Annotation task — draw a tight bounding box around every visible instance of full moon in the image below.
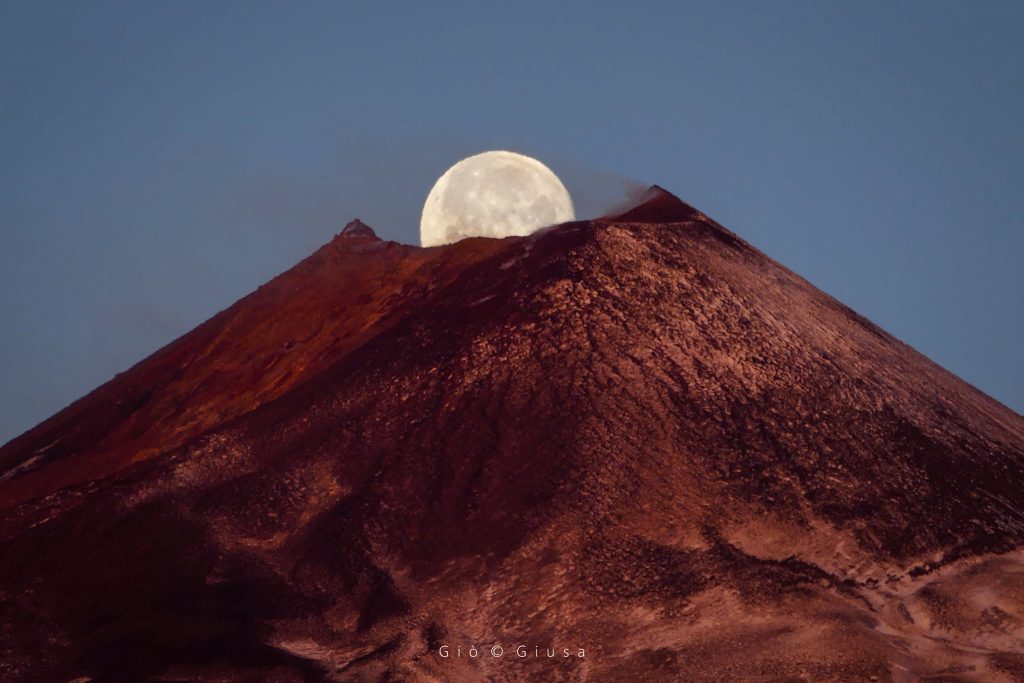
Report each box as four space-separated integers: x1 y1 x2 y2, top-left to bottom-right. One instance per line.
420 151 575 247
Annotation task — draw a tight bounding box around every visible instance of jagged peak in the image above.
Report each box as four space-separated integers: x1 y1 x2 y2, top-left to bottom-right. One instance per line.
609 185 700 223
338 219 379 240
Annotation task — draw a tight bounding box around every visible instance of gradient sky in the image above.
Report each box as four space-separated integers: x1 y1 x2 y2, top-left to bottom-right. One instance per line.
1 1 1022 444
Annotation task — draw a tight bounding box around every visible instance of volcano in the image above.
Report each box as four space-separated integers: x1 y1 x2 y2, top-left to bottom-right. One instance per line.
1 188 1023 682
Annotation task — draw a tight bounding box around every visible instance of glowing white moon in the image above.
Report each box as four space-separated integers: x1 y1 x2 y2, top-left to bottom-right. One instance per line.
420 151 575 247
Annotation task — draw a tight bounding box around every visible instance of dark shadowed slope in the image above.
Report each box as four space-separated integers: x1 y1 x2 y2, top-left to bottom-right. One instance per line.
0 221 514 511
1 188 1023 682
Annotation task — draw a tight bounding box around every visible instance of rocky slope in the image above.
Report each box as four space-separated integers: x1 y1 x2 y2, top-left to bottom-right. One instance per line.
1 188 1022 682
0 220 510 512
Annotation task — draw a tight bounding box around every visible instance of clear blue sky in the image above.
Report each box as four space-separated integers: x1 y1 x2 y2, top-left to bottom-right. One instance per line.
1 0 1022 443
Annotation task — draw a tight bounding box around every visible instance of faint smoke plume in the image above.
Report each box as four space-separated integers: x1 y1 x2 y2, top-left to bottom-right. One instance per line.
221 133 650 245
551 160 649 221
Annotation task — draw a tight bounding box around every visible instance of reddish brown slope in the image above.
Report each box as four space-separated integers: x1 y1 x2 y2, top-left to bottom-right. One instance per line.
1 188 1023 682
0 221 518 510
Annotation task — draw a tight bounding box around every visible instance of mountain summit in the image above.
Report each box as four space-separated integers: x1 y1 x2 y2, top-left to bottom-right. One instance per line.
339 218 379 239
1 188 1023 682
